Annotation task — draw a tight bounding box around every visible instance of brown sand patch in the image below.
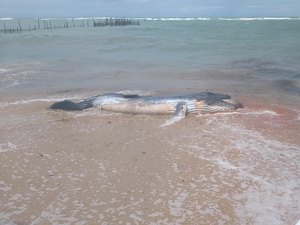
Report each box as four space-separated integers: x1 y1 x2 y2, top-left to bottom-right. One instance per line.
0 99 299 225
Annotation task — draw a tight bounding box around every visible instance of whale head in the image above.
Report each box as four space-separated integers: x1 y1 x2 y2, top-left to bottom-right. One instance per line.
194 98 243 113
222 99 243 109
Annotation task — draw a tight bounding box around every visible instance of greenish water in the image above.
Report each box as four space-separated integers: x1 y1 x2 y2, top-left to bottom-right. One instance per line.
0 18 300 99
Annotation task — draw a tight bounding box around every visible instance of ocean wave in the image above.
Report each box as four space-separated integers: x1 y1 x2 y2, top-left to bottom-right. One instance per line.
0 63 44 89
140 17 211 21
138 17 300 21
40 17 68 21
24 34 58 39
40 17 140 21
143 17 195 21
218 17 299 21
139 17 300 21
232 57 273 66
0 18 14 21
273 79 300 95
0 71 35 90
0 96 83 107
197 109 279 117
0 68 11 73
4 17 299 22
72 17 112 20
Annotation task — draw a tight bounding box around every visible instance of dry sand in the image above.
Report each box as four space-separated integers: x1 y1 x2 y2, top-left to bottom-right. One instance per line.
0 96 299 225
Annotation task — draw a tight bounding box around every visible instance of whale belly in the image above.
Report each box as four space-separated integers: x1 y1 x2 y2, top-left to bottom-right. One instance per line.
101 102 176 115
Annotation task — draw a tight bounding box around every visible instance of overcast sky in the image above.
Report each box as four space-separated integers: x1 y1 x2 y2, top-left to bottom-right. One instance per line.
0 0 299 18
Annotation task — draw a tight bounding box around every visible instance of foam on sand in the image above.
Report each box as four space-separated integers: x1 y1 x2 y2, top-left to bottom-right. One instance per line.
170 114 300 225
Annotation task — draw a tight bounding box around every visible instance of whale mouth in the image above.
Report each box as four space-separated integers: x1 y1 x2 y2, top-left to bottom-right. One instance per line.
223 99 243 109
195 98 243 114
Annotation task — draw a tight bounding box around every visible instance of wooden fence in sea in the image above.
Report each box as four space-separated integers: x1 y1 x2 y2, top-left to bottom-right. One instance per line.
0 17 140 33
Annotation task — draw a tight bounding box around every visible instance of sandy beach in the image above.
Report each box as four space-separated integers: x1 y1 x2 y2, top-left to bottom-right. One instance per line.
1 93 299 225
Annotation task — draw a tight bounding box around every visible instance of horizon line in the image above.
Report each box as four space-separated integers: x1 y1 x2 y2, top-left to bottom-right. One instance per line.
1 16 300 21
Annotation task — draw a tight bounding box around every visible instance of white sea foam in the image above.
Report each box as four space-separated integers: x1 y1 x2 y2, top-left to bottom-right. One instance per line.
168 191 189 217
0 72 29 89
196 17 211 20
196 109 279 118
218 17 299 21
73 17 92 20
129 211 145 224
242 109 279 116
0 18 13 20
138 17 300 21
0 65 43 90
40 17 66 21
3 17 299 22
38 17 121 21
296 111 300 121
0 68 11 73
24 34 49 39
141 17 211 21
171 115 300 224
64 17 129 20
0 96 83 107
214 119 300 225
0 142 19 153
0 180 11 192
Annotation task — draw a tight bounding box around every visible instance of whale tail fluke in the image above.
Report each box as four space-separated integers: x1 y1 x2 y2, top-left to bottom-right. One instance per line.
50 100 93 111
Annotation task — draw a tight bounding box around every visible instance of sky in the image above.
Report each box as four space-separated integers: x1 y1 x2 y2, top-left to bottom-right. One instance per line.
0 0 299 18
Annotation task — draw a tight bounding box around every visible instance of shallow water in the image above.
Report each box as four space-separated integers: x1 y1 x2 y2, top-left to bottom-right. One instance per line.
0 18 300 225
1 18 300 96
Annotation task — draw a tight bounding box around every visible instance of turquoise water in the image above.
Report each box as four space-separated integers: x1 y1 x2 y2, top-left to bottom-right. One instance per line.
0 18 300 99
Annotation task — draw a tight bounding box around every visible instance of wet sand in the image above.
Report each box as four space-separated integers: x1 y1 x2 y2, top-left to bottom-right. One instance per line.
0 93 299 225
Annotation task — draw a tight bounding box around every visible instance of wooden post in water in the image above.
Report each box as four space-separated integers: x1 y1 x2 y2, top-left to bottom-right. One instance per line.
3 21 7 33
37 18 40 29
17 19 22 32
0 17 140 34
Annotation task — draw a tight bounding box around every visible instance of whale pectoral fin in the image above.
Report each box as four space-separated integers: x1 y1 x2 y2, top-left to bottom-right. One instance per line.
162 103 187 127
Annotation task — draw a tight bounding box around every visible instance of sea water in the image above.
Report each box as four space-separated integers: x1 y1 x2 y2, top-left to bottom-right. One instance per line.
0 17 300 100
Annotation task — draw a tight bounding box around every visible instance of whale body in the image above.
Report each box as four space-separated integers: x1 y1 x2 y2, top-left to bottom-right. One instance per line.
50 92 243 125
